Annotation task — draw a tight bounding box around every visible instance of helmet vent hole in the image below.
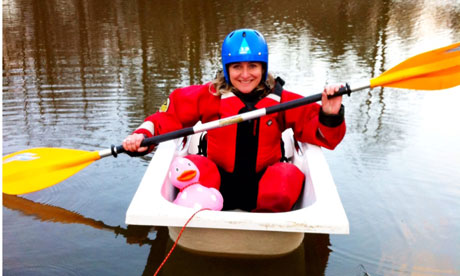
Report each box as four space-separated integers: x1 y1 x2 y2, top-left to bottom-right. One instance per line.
242 32 246 37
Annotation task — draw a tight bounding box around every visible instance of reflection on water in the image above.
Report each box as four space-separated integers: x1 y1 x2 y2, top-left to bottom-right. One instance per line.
2 194 166 275
2 194 159 248
3 194 331 276
160 234 331 276
3 0 460 275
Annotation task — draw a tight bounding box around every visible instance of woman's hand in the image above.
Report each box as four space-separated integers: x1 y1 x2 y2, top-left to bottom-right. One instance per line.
122 133 148 153
321 84 343 115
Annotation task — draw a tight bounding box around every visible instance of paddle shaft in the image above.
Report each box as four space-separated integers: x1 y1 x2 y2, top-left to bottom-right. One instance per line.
108 83 368 158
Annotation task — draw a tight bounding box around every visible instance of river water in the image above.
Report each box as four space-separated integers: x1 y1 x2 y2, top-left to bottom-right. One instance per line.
2 0 460 275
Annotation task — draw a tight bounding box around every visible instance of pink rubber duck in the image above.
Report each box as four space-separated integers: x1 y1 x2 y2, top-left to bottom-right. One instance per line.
169 156 223 211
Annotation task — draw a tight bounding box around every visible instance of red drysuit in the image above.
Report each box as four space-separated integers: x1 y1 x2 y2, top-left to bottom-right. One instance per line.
134 79 345 211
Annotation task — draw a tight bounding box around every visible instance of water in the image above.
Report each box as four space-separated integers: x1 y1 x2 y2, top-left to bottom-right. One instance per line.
3 0 460 275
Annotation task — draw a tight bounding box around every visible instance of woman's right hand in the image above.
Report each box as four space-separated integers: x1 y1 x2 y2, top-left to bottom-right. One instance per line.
122 133 148 153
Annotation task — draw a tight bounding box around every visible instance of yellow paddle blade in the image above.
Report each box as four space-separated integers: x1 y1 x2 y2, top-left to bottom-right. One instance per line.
2 148 101 195
370 42 460 90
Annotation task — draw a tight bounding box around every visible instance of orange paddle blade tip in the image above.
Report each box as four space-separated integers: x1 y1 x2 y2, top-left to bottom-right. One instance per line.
370 42 460 90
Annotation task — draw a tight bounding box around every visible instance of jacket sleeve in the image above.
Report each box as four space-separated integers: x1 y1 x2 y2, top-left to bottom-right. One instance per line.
133 85 204 139
281 91 346 150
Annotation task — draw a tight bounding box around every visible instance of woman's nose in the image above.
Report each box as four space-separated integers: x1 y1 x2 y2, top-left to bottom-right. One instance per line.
241 65 250 78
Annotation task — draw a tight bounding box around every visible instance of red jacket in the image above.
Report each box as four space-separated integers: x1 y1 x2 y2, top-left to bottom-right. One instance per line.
134 82 346 173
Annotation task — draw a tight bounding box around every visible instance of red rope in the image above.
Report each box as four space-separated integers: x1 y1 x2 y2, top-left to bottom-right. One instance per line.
153 208 210 276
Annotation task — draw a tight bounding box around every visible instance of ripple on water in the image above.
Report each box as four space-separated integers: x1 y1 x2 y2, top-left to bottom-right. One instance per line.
19 168 97 215
4 264 83 276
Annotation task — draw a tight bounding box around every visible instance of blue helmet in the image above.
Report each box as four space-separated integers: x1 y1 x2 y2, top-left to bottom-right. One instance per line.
221 29 269 84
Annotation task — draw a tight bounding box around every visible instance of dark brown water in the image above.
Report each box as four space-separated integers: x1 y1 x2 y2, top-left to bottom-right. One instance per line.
3 0 460 275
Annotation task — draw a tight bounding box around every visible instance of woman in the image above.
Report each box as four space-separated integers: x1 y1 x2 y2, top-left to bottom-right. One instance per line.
123 29 345 212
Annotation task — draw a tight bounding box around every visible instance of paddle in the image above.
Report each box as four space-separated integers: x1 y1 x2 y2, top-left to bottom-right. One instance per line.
3 42 460 195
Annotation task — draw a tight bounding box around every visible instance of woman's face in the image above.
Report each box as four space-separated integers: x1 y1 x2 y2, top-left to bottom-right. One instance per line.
228 62 263 94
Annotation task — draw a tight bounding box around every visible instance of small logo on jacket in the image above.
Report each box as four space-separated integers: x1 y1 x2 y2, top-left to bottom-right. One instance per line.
160 98 170 112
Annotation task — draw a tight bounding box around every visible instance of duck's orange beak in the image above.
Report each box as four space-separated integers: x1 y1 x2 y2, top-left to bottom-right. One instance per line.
177 170 197 182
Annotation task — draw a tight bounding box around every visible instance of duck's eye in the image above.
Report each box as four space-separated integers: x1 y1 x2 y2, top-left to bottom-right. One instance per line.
175 167 179 172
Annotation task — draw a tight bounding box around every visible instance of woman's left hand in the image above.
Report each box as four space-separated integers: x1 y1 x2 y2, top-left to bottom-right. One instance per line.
321 84 343 115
